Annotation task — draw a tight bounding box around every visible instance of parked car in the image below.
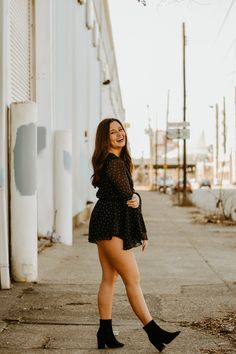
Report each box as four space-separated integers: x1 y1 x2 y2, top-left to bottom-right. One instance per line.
172 179 192 193
158 176 174 192
199 178 211 188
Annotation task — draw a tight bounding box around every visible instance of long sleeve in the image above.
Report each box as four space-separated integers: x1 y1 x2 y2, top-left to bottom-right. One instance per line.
106 158 134 201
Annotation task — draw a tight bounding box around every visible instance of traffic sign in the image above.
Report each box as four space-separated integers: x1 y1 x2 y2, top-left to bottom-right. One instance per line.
168 122 190 128
167 128 190 140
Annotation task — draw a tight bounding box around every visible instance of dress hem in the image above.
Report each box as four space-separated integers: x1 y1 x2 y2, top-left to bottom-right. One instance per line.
88 234 143 250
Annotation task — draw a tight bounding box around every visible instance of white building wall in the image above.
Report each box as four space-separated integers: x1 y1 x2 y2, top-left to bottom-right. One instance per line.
74 2 102 212
87 31 101 203
35 0 124 231
0 0 125 286
96 0 125 120
74 3 92 213
35 0 54 236
53 0 75 131
102 85 115 117
0 0 11 289
53 0 78 219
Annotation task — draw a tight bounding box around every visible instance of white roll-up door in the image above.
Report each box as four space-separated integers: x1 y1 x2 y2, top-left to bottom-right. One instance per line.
9 0 34 102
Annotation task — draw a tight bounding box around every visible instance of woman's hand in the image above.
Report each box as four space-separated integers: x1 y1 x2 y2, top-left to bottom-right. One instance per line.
127 193 140 208
141 240 148 252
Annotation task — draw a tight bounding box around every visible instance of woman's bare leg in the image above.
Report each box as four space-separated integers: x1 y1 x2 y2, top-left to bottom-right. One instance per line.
97 244 119 319
97 237 152 325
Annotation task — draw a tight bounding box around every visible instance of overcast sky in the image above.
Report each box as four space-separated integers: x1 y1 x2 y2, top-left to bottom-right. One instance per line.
109 0 236 158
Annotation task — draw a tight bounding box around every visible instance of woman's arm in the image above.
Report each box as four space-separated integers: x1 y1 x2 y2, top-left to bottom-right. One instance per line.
107 158 134 201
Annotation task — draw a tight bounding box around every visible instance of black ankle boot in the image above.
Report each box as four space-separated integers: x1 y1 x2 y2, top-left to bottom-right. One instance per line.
143 322 165 353
97 319 124 349
144 320 180 350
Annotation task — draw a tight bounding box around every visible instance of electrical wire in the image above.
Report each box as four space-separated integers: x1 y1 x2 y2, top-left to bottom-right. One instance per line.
216 0 235 39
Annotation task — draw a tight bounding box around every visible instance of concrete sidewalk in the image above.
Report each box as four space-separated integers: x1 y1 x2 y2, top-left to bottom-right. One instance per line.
0 191 236 353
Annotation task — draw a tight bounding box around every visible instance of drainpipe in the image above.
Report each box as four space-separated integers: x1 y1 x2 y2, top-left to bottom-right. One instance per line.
10 102 38 282
0 0 10 289
54 130 72 246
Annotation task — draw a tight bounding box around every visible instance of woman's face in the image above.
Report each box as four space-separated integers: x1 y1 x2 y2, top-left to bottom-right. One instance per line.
109 120 126 155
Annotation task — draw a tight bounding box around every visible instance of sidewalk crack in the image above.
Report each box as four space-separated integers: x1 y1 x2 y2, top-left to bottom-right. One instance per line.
42 336 51 349
0 321 9 333
177 226 236 296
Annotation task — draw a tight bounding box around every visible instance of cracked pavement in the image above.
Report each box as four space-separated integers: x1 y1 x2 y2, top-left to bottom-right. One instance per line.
0 191 236 353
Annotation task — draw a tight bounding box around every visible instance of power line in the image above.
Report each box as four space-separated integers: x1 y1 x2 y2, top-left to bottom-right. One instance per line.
223 37 236 60
216 0 235 39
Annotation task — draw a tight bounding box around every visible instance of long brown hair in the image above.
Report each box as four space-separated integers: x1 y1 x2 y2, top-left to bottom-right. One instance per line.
91 118 133 187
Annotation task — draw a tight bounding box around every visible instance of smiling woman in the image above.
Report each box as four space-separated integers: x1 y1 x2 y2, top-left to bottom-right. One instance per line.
88 118 180 352
89 118 144 250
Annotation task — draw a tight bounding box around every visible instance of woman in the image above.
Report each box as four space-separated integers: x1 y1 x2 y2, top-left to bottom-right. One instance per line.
89 118 180 352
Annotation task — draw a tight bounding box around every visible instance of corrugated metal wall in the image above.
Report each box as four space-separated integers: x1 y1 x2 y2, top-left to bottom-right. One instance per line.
9 0 34 102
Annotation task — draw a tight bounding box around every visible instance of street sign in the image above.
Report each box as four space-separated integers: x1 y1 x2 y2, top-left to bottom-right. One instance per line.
168 121 190 128
167 121 190 140
167 128 190 140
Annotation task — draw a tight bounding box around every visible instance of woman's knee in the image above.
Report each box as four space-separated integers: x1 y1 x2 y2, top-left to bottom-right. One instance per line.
102 270 119 285
122 269 140 287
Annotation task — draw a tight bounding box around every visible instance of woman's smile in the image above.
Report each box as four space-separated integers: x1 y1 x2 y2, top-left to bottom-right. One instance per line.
116 136 125 143
109 120 126 154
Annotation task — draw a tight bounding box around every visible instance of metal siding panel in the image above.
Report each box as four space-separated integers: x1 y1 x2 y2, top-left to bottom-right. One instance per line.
9 0 33 102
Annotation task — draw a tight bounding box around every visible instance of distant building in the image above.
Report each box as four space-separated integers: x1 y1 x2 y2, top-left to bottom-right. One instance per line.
133 130 213 186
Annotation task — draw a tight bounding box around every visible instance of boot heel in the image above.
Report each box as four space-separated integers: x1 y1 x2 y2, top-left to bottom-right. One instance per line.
156 342 165 352
97 335 106 349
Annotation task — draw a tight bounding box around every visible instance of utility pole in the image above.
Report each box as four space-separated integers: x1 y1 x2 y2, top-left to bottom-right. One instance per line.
163 90 170 193
234 87 236 183
219 96 226 191
223 96 226 156
217 97 226 208
154 113 158 191
146 104 153 190
215 103 219 183
182 22 187 205
177 139 181 204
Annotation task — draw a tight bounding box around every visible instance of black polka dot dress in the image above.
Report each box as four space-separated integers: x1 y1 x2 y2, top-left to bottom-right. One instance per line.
88 153 148 250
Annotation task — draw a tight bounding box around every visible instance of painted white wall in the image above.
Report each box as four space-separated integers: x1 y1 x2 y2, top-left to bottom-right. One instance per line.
101 84 115 117
0 0 10 289
96 0 125 121
53 0 124 218
35 0 54 236
74 3 93 213
53 0 75 131
192 189 236 221
87 27 101 202
54 130 73 245
1 0 125 256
